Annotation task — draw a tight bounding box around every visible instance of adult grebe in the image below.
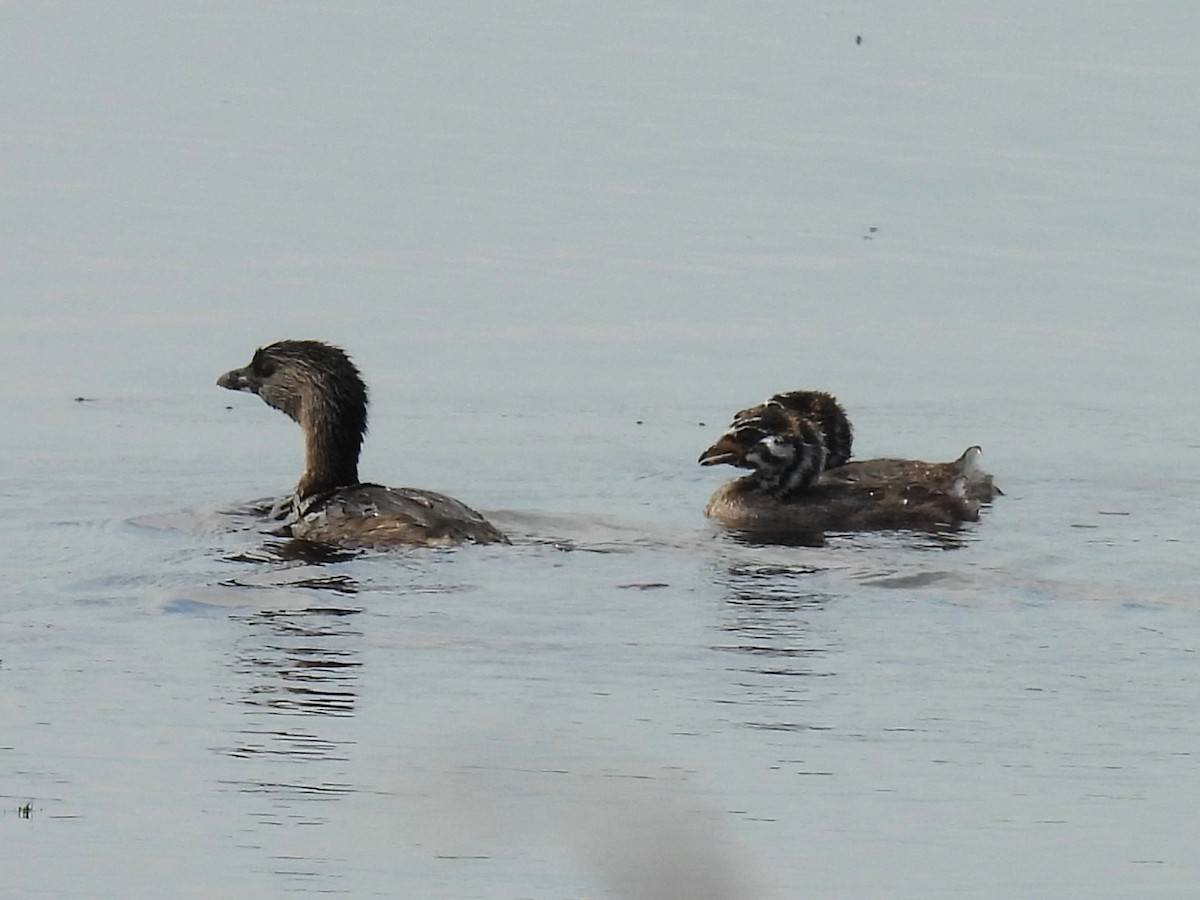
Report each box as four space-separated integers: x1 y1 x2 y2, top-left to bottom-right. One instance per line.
218 340 508 548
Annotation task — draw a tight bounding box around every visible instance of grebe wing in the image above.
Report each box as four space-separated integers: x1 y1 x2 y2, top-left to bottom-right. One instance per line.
819 447 999 502
295 484 509 548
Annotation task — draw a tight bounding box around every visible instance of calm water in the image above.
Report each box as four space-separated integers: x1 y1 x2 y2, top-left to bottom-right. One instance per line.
3 3 1199 898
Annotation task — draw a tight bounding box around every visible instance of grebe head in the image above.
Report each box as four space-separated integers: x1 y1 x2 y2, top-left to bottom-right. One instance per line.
218 340 366 427
698 403 795 469
219 340 368 498
753 391 853 469
699 402 827 496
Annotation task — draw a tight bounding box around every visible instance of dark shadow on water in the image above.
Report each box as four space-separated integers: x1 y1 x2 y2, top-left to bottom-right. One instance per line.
223 537 361 568
826 526 980 552
724 529 828 549
226 571 360 593
725 524 979 551
217 543 363 594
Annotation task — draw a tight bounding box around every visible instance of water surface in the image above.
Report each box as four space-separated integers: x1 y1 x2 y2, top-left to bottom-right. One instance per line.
3 3 1199 898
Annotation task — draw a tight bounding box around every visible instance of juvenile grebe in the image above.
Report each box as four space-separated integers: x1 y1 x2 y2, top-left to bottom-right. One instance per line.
699 391 998 540
218 340 508 548
699 391 853 494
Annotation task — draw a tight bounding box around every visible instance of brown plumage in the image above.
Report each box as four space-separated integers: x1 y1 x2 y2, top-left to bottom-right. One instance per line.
700 390 853 496
733 390 854 469
218 340 508 549
700 389 999 541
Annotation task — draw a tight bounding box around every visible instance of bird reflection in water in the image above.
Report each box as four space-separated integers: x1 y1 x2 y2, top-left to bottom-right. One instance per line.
714 564 833 676
215 599 363 815
710 563 838 735
232 604 363 720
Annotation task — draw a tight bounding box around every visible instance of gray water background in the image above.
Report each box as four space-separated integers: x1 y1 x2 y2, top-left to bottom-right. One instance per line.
3 3 1199 897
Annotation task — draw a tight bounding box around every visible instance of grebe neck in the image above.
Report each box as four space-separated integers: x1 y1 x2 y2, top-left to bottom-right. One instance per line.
296 402 363 499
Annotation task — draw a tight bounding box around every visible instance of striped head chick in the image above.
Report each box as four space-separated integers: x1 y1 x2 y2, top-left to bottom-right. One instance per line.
736 390 854 469
699 402 828 498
